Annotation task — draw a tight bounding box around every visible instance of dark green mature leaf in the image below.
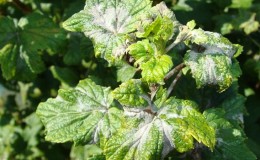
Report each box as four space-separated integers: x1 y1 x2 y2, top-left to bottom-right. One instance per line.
36 79 123 144
0 13 66 81
204 108 256 160
63 0 152 63
104 98 215 160
64 33 93 66
49 66 79 87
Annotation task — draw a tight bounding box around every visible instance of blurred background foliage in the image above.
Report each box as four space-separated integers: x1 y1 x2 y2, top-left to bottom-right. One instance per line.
0 0 259 159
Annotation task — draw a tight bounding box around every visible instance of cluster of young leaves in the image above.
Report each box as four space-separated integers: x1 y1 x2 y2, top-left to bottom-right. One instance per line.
0 0 258 159
34 0 256 159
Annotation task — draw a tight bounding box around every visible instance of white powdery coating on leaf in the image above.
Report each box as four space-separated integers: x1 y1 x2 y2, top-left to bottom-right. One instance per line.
89 4 132 35
158 107 184 119
132 122 153 149
203 45 225 55
157 120 174 147
191 29 236 57
112 43 127 57
204 31 221 39
124 108 154 122
202 56 218 84
187 50 199 61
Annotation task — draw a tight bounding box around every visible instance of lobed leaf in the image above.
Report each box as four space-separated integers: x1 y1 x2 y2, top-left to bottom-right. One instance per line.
0 13 66 81
184 52 241 92
36 79 123 144
204 108 256 160
63 0 152 63
104 98 215 160
136 2 177 42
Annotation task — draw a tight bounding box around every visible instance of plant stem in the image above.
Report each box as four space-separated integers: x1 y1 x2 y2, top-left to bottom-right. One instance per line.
167 71 182 97
166 25 192 53
141 94 157 113
11 0 32 14
164 63 185 80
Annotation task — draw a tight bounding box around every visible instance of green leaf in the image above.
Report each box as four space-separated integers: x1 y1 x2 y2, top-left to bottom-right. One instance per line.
0 13 66 81
64 33 93 66
36 79 123 144
229 0 253 9
127 39 173 84
63 0 152 63
136 2 177 42
70 144 103 160
128 39 155 66
154 87 168 108
105 98 215 160
112 79 148 107
141 55 173 84
239 13 259 35
116 61 137 82
188 29 240 57
184 52 241 92
49 66 79 87
204 108 256 160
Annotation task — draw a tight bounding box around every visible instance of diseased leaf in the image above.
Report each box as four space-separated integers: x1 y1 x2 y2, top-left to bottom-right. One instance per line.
136 2 177 42
128 39 173 84
0 13 66 81
112 79 148 107
36 79 123 144
184 52 241 92
128 39 155 66
63 0 152 63
105 98 215 160
204 108 256 160
141 55 173 84
187 29 241 57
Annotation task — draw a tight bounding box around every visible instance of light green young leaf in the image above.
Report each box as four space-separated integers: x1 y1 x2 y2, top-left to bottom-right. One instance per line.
229 0 253 9
36 79 123 144
63 0 152 63
105 98 215 160
141 55 173 84
239 13 259 35
127 39 173 84
136 2 177 42
70 144 103 160
184 52 241 92
204 108 256 160
112 79 148 107
127 39 155 66
0 13 66 81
